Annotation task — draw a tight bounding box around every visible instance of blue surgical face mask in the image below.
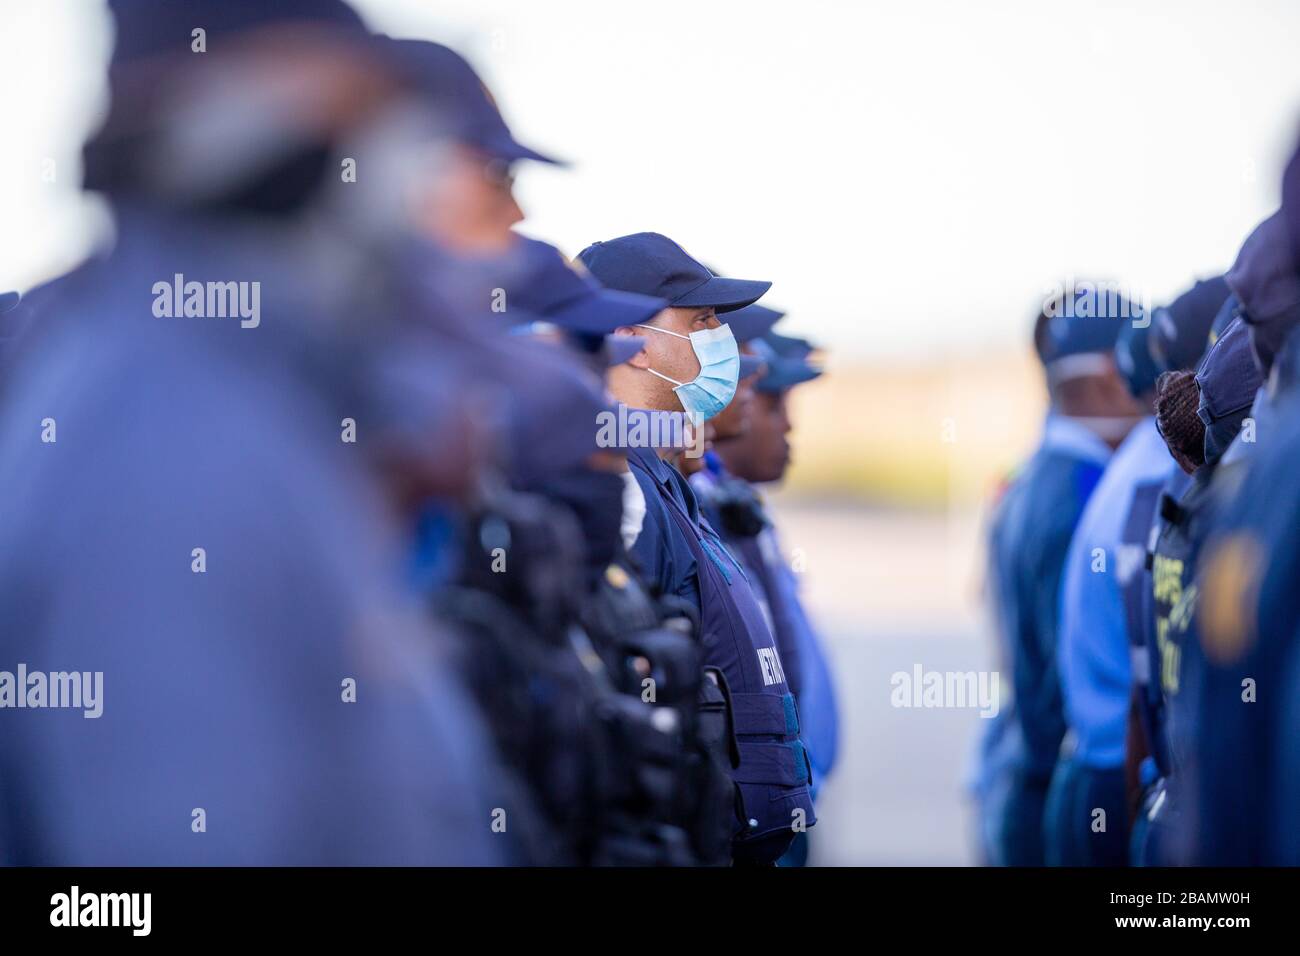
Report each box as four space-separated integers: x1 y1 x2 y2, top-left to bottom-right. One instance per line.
634 323 739 420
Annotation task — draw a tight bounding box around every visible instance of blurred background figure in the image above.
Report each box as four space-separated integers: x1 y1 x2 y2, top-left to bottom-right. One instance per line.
976 285 1131 866
1047 289 1167 867
0 0 506 865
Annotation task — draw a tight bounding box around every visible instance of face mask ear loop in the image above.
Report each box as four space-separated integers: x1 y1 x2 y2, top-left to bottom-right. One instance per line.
633 325 691 386
634 323 690 341
644 367 686 387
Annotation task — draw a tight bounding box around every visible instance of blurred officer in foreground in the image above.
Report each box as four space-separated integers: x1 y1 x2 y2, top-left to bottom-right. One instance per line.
1048 289 1170 867
1188 197 1300 863
979 286 1135 866
384 37 562 315
0 0 502 865
702 328 841 867
1117 277 1230 866
580 233 817 864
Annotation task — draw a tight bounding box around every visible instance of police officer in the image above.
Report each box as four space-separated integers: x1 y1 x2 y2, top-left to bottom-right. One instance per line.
980 286 1137 866
579 233 817 864
494 240 744 863
1048 287 1180 867
0 0 504 865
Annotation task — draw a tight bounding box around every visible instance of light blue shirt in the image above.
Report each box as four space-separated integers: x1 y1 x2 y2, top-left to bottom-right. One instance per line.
1057 417 1173 768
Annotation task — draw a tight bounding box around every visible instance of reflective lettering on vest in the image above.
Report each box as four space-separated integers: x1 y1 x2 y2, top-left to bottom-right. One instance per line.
757 646 786 687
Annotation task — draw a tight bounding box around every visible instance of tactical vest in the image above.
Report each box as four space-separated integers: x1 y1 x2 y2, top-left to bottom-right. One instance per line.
698 475 806 699
1150 469 1223 777
646 466 816 863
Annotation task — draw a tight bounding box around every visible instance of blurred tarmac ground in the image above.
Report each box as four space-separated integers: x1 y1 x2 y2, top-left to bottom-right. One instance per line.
767 499 989 865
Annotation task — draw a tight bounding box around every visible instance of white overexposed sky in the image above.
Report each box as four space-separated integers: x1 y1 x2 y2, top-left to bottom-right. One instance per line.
3 0 1299 359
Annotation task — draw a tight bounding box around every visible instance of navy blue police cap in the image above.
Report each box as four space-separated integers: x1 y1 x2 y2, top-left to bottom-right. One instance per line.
507 237 668 335
577 233 770 314
1226 212 1300 374
1227 212 1300 330
1195 315 1263 464
1115 318 1161 399
1208 293 1241 343
106 0 369 66
1149 275 1232 374
503 338 617 485
752 332 823 393
1035 283 1141 381
726 303 785 344
387 38 563 166
764 331 816 359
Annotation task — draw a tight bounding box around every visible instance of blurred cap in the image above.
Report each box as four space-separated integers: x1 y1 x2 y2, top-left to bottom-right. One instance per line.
1208 293 1241 344
1036 284 1141 382
107 0 369 66
503 340 615 484
1195 315 1263 465
0 292 19 315
1149 275 1232 374
1115 319 1160 399
723 303 784 343
386 38 563 165
578 233 770 314
752 332 823 393
764 331 816 360
1197 316 1262 420
1226 212 1300 330
506 237 668 335
605 334 647 367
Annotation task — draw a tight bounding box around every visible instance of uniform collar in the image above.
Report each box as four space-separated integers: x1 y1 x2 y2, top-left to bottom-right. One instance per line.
627 444 700 521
